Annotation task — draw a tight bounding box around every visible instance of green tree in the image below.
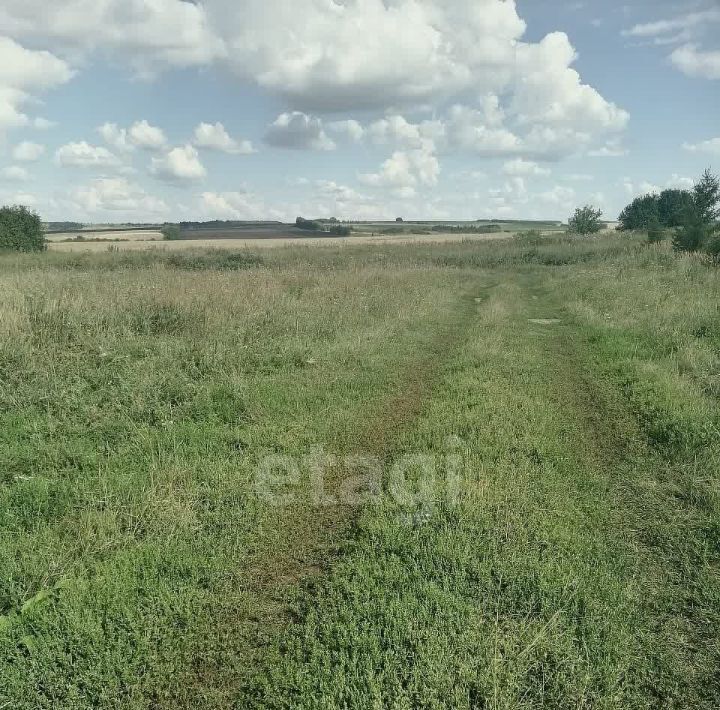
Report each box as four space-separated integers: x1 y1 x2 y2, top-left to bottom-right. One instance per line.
618 194 660 231
161 225 182 240
657 189 693 228
646 215 665 244
0 205 45 252
673 169 719 254
693 168 720 223
568 205 603 235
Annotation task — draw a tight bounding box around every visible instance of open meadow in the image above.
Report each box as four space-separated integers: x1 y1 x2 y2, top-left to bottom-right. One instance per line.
1 233 719 708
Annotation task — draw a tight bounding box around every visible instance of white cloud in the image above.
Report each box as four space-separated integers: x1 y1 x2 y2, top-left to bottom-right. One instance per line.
0 2 628 166
683 136 720 154
670 45 720 79
327 120 365 142
588 140 628 157
622 178 661 197
1 165 29 181
624 9 720 40
442 105 523 155
503 158 551 177
264 112 335 151
98 122 132 152
512 33 629 133
33 117 55 130
12 141 45 161
4 191 37 206
199 191 284 221
360 147 440 190
667 174 694 190
0 1 224 74
206 0 526 111
538 185 575 205
0 37 72 133
193 121 255 154
97 120 167 151
55 141 121 168
70 177 169 216
128 120 167 150
151 145 207 182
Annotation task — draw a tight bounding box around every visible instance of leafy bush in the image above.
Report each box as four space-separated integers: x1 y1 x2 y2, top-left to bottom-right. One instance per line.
646 217 665 245
568 205 603 235
515 229 544 246
0 205 45 252
161 225 182 241
704 234 720 263
295 217 324 232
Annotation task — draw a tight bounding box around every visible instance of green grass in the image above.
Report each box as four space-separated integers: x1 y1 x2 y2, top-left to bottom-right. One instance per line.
1 234 719 708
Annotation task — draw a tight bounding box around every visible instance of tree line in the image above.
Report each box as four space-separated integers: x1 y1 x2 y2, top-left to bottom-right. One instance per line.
567 168 719 261
619 169 719 257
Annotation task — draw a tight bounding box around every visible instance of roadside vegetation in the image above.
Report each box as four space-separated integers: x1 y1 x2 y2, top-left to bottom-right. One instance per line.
1 228 719 708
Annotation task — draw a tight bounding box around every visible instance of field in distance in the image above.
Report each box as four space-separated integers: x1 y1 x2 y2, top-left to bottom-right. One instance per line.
45 219 568 252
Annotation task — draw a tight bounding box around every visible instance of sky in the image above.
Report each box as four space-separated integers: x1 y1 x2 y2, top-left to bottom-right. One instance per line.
0 0 718 224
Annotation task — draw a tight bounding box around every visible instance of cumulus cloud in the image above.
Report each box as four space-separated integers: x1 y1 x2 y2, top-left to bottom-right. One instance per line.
97 120 167 151
128 120 167 150
670 45 720 79
1 165 29 181
327 120 365 143
98 122 132 152
264 112 335 151
199 191 284 221
538 185 575 206
360 148 440 190
0 2 628 166
12 141 45 161
683 136 720 154
193 122 255 154
502 159 551 177
511 33 629 132
55 141 121 168
151 145 207 182
70 177 169 216
588 140 628 157
0 0 224 74
0 37 72 133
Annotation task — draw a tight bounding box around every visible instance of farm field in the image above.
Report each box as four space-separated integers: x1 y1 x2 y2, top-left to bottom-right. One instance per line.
46 230 165 243
47 231 516 252
1 233 719 708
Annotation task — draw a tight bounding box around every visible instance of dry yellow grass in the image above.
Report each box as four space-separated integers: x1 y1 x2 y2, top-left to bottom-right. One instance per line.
46 230 164 243
48 232 513 252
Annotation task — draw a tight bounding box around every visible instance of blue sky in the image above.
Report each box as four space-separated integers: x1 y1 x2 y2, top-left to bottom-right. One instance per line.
0 0 718 223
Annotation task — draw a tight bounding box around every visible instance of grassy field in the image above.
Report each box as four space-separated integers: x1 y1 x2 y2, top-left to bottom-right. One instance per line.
1 234 718 708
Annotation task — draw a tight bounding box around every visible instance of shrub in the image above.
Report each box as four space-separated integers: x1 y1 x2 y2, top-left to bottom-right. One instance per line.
646 217 665 245
705 234 720 263
0 205 45 252
296 217 323 232
515 229 544 246
161 225 182 241
568 205 603 235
